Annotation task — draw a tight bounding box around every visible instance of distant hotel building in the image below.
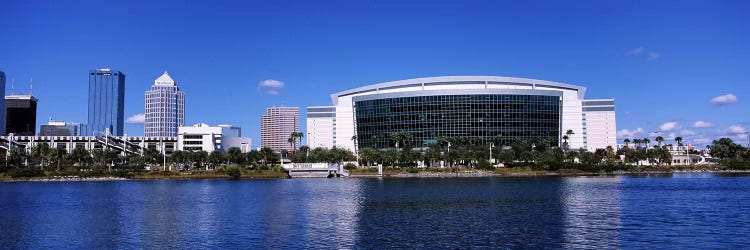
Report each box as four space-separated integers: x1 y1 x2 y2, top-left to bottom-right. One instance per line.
88 68 125 136
306 106 335 148
5 94 38 136
145 71 185 137
177 123 251 153
39 119 83 136
0 71 5 135
581 99 616 151
307 76 616 152
261 106 299 152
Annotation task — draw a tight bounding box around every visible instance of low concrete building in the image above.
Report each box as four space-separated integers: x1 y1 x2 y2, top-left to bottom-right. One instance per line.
177 123 251 153
39 119 83 136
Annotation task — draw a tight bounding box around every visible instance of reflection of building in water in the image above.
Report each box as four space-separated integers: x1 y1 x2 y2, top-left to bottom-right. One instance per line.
303 180 363 248
256 180 363 248
562 177 622 248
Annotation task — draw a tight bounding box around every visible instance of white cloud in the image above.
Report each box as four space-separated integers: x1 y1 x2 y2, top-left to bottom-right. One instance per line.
659 121 679 131
693 138 712 145
259 79 285 88
710 94 737 105
125 113 145 124
667 132 676 140
258 79 285 96
626 47 661 60
693 121 714 128
617 127 644 139
726 124 747 135
679 129 697 136
626 47 645 55
647 52 661 60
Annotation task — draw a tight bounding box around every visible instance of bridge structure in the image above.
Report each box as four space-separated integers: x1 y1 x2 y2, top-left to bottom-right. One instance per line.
0 134 178 156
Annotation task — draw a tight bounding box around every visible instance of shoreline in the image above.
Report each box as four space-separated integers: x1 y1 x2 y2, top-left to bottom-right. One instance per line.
3 169 750 182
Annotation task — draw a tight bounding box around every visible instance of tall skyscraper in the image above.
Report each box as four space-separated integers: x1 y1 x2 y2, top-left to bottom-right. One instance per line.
261 106 299 152
88 68 125 136
5 94 38 136
145 71 185 137
0 71 5 135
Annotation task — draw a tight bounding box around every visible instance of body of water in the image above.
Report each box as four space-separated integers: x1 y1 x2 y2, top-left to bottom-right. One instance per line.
1 173 749 248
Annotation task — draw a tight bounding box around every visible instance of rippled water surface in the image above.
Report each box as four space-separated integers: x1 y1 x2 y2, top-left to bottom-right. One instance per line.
1 173 749 248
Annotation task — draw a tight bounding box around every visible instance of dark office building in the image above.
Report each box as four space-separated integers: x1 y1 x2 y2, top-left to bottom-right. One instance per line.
5 95 38 136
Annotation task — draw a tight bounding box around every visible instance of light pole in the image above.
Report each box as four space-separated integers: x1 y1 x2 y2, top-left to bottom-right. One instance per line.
489 142 494 164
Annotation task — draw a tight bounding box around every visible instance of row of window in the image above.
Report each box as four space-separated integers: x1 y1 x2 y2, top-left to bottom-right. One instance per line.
355 94 561 149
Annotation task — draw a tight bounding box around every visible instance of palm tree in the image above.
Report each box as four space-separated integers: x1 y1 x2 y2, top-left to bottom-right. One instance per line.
675 136 684 150
288 132 304 154
655 136 664 147
287 137 295 152
389 132 412 149
643 138 651 149
634 138 642 149
31 142 54 171
624 138 631 148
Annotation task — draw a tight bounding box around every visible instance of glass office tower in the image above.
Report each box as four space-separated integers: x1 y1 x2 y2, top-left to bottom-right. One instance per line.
88 68 125 136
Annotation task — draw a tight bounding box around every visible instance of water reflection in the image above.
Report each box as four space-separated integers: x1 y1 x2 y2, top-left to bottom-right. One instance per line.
561 176 623 248
354 177 568 248
2 175 750 248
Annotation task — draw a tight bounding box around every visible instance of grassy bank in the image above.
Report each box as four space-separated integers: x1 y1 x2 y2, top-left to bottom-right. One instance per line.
348 164 737 177
0 166 290 181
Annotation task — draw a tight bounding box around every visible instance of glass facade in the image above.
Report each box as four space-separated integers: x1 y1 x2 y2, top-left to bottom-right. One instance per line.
88 69 125 136
355 94 561 149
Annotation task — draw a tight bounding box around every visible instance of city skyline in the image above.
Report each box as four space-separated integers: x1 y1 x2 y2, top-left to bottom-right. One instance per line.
2 1 749 147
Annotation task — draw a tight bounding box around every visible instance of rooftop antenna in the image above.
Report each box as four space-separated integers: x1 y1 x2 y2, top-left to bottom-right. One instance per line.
10 78 14 95
29 77 33 95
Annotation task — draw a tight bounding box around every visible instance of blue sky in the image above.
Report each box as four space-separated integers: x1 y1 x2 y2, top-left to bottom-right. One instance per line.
1 0 748 147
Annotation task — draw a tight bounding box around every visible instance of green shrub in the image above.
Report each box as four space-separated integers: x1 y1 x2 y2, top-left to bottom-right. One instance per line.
343 163 357 170
476 160 495 170
111 170 135 178
226 166 241 179
8 168 45 178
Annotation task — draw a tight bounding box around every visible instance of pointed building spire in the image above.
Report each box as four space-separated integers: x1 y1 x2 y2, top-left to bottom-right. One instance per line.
154 71 176 86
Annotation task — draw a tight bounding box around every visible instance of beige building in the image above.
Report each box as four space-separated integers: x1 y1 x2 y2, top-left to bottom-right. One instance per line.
261 106 299 152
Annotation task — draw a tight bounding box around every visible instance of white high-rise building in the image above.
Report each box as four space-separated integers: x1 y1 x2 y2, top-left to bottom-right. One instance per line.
261 106 299 152
582 99 617 151
145 71 185 137
306 106 335 149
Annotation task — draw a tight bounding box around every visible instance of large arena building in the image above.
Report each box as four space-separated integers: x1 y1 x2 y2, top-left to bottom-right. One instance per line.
307 76 616 152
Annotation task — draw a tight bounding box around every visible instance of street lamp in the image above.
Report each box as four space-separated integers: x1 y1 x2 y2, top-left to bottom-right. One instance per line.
489 142 494 164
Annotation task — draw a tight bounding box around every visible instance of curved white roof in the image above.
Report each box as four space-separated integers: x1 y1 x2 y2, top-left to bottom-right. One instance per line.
330 76 586 105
